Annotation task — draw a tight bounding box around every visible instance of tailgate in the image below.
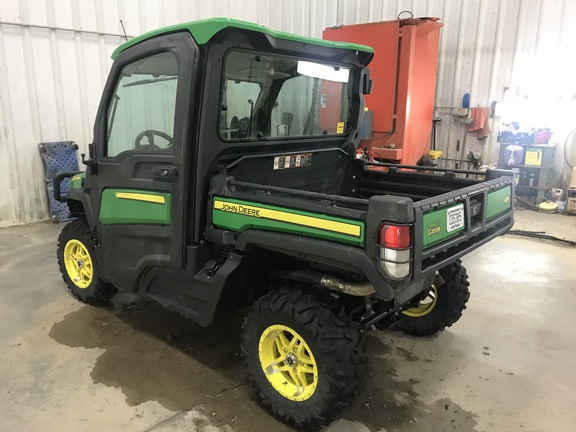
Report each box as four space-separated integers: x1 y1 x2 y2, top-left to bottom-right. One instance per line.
413 176 514 276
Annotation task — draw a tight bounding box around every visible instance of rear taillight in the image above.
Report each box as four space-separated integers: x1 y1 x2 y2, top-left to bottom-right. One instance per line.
377 224 412 280
378 225 411 249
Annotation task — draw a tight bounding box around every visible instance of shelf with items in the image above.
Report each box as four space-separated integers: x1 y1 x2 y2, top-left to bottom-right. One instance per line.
513 164 554 170
516 167 554 189
497 143 556 169
516 185 550 191
498 144 557 203
497 129 552 146
496 131 556 204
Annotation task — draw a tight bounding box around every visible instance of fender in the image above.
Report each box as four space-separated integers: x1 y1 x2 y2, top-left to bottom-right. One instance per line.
67 188 97 231
235 229 400 300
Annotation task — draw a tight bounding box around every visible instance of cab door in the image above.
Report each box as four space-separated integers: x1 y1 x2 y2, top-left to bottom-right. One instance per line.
86 32 199 290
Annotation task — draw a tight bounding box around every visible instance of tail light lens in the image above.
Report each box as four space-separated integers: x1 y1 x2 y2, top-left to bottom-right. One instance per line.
378 224 411 248
377 224 412 280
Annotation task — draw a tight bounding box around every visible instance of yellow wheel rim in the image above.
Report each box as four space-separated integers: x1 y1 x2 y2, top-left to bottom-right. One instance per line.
258 324 318 401
402 285 438 317
63 239 93 289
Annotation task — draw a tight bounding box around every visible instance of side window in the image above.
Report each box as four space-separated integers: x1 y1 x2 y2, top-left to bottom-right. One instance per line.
106 52 179 157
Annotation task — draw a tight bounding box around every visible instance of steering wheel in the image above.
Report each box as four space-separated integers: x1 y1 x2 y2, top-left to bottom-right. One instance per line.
134 130 174 149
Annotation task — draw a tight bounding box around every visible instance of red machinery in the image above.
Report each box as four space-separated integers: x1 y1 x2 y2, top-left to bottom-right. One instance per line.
324 17 443 165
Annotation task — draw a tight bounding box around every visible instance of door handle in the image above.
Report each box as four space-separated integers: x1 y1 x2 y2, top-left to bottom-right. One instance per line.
151 166 178 180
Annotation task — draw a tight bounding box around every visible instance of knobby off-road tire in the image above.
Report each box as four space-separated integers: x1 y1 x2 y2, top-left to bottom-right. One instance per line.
241 288 368 429
396 260 470 337
57 219 117 305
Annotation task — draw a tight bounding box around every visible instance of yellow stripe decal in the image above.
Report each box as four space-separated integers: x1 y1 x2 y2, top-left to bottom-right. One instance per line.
115 192 166 204
213 200 361 237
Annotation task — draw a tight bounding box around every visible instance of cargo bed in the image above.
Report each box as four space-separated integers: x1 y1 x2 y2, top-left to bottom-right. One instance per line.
208 148 514 293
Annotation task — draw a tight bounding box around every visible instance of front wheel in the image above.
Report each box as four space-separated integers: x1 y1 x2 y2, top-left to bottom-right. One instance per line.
241 288 367 429
57 219 117 304
396 260 470 337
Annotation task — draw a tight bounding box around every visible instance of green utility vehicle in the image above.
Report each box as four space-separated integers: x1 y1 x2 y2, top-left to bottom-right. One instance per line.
55 18 514 428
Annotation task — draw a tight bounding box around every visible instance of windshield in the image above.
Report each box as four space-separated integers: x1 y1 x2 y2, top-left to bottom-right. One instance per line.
219 50 351 140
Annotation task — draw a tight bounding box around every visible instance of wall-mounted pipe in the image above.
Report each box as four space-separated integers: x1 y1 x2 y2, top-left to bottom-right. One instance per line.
0 20 133 39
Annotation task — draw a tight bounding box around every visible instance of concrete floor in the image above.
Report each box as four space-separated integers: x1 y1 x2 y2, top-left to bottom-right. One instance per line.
513 208 576 242
1 217 575 432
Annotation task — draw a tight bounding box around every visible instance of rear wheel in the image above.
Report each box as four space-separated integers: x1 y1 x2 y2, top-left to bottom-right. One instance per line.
396 260 470 337
57 219 117 304
241 288 367 429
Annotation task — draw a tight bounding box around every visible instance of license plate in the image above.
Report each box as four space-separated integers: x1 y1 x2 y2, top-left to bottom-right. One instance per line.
446 204 465 232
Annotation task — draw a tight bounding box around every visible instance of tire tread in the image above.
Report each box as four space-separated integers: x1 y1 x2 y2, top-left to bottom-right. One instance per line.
396 260 470 337
241 288 368 429
56 219 117 305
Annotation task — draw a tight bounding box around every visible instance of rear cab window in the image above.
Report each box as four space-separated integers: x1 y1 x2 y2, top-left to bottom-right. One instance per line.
219 50 351 141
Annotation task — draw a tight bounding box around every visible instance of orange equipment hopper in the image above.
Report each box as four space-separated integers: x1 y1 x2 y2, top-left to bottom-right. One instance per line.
324 18 443 165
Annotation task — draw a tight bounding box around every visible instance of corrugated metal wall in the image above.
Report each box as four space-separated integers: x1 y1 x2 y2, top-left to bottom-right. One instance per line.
1 0 573 226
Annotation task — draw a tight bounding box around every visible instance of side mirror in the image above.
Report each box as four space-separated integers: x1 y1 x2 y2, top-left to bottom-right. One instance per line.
362 68 373 95
81 143 98 174
89 142 96 160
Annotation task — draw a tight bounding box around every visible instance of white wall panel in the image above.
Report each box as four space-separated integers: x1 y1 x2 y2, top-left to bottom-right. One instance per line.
0 0 131 227
1 0 574 226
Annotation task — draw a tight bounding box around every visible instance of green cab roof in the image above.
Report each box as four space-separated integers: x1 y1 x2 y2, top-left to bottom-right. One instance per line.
111 17 374 59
